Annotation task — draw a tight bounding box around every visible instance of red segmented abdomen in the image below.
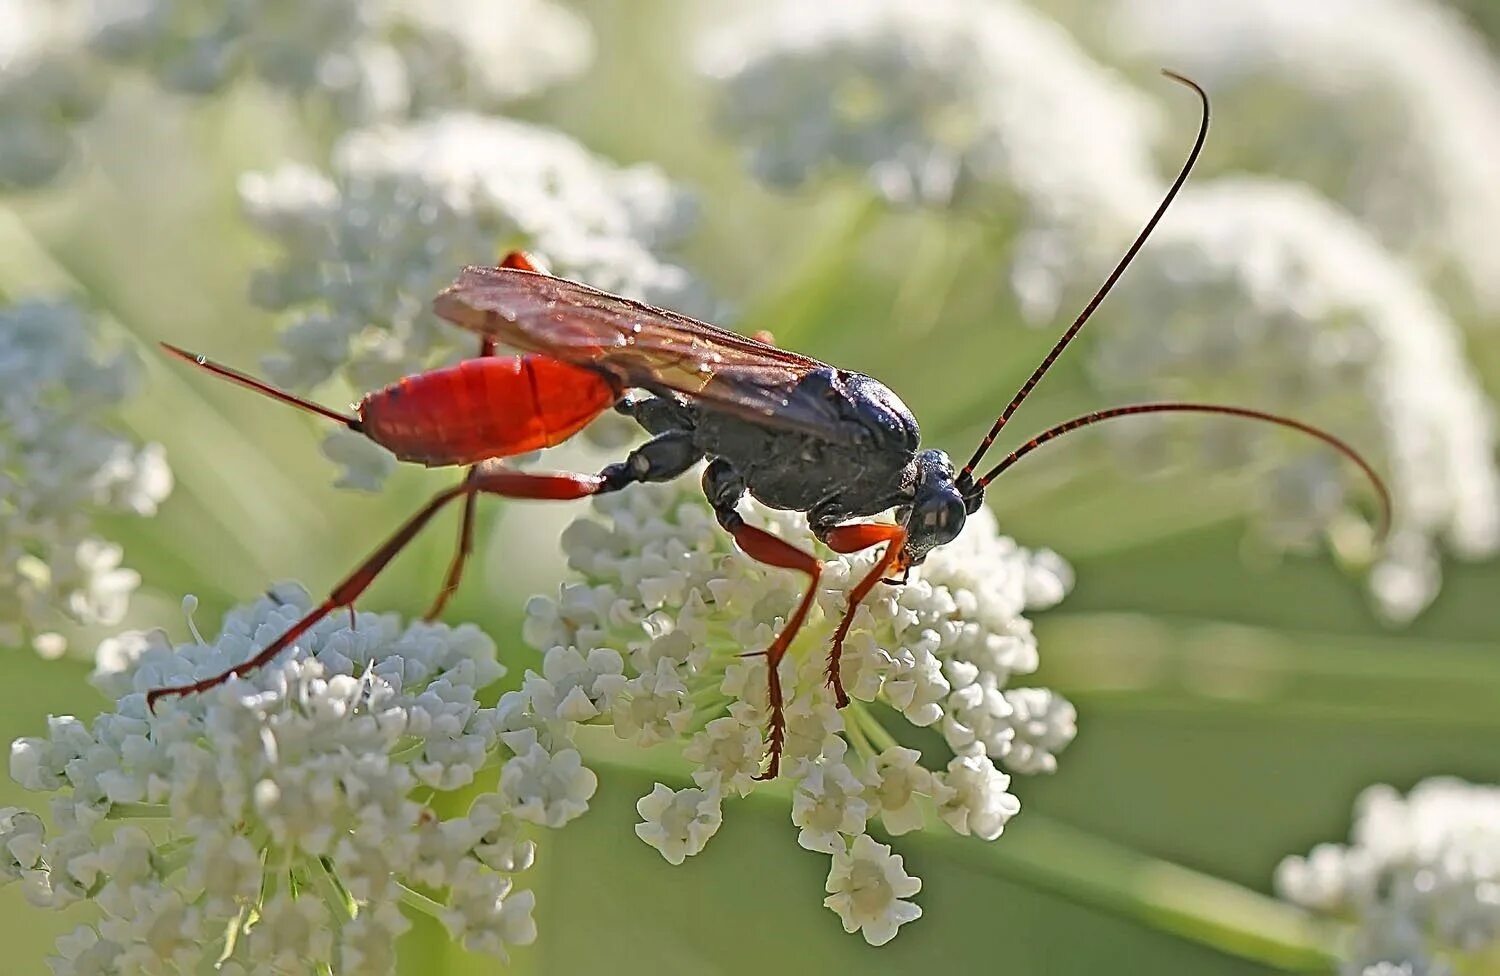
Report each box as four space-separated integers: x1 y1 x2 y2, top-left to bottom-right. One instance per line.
358 355 618 467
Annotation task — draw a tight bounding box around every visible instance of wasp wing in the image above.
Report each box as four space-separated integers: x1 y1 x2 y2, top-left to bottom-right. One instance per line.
433 266 848 439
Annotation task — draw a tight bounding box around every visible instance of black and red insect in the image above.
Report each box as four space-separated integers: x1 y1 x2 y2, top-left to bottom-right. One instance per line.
149 74 1389 776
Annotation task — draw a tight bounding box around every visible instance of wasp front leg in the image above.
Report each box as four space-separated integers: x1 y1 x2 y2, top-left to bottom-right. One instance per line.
815 521 908 708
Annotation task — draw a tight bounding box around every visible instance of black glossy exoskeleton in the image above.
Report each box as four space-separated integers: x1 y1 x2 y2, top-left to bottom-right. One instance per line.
148 74 1389 777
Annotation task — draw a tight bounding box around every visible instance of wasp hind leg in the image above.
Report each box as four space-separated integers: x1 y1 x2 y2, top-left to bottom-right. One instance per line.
148 435 701 710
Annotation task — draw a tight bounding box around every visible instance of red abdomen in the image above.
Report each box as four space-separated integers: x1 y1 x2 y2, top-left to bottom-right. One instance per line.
358 355 618 466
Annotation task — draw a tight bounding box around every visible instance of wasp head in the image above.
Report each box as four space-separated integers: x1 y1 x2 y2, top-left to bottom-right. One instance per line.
899 449 983 571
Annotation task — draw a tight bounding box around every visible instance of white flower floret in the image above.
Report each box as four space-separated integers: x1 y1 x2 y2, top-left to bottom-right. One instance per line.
499 729 596 829
792 751 872 854
864 747 937 836
683 701 768 797
3 584 574 971
635 784 724 865
823 834 923 946
936 755 1020 841
0 300 171 655
998 688 1077 775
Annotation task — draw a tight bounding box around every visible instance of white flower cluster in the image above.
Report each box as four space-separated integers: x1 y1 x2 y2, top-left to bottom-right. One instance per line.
0 299 171 656
522 474 1076 945
241 113 701 489
1108 0 1500 314
86 0 592 123
1088 179 1500 621
1275 777 1500 976
0 0 104 188
699 0 1160 241
4 584 596 974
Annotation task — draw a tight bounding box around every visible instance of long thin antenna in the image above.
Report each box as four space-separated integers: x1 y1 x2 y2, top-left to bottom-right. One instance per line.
160 342 362 429
958 70 1209 486
972 401 1392 540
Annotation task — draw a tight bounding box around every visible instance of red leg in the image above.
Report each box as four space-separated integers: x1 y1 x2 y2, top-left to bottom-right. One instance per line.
499 250 546 274
721 520 823 780
820 523 908 708
424 332 500 621
147 466 606 710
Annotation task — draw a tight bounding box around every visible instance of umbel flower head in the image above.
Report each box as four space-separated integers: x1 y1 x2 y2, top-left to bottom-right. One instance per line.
1275 777 1500 976
1107 0 1500 315
522 474 1075 944
698 0 1160 222
85 0 593 123
1084 179 1500 621
0 299 172 656
0 0 105 189
240 112 702 489
5 584 593 974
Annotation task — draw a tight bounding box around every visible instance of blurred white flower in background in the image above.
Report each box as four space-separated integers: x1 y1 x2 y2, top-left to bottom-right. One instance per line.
1106 0 1500 316
0 300 171 655
86 0 592 123
522 473 1075 943
1091 179 1500 621
700 0 1162 312
0 0 103 188
1276 777 1500 975
5 584 584 973
241 113 702 487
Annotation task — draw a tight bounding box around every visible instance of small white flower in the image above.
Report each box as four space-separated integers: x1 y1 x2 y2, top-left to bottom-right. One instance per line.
612 658 693 746
683 701 767 797
792 753 871 854
1277 777 1500 974
936 755 1020 841
500 733 597 828
998 688 1077 775
864 747 937 836
823 834 923 946
4 584 569 971
634 784 723 865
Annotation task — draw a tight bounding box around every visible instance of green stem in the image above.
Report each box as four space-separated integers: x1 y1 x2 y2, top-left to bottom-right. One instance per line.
853 703 900 753
309 855 356 926
107 802 171 819
910 815 1341 973
578 729 1340 971
398 882 449 921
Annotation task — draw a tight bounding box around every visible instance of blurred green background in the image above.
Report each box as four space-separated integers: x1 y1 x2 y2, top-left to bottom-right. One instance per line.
2 1 1499 972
